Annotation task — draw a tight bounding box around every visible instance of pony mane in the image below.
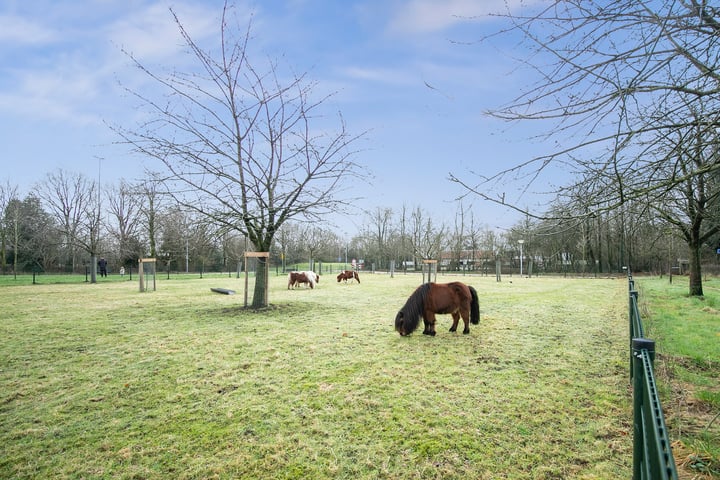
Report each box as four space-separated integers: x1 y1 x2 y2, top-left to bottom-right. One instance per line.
301 271 316 288
396 283 430 334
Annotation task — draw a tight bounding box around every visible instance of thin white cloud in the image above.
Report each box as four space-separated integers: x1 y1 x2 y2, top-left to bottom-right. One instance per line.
340 66 416 86
0 1 224 125
0 15 57 44
388 0 543 35
0 59 108 125
106 3 218 60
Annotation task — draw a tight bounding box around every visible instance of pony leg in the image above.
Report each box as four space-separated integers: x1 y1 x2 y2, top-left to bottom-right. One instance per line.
422 312 436 336
460 307 471 334
462 316 470 334
449 312 460 332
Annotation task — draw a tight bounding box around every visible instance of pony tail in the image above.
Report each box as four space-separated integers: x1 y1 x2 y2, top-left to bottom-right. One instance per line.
469 286 480 325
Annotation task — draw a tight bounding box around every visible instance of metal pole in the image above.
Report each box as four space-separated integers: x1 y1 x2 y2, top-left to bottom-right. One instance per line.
244 255 249 308
632 338 655 480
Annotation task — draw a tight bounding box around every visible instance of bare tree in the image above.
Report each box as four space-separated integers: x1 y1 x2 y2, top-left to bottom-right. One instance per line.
0 181 19 274
4 195 58 274
299 225 337 271
410 207 446 263
38 170 101 281
449 201 471 271
463 207 484 272
115 4 366 307
451 0 720 295
651 110 720 294
366 207 394 270
397 204 413 270
106 180 143 270
136 180 164 260
274 223 296 271
220 230 246 274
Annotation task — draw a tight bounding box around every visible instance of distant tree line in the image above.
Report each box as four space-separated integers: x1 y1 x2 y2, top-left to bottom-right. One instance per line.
2 172 717 279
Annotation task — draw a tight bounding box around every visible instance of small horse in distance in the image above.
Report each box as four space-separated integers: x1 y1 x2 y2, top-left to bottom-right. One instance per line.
287 271 307 289
395 282 479 336
304 271 319 286
287 271 319 289
337 270 360 284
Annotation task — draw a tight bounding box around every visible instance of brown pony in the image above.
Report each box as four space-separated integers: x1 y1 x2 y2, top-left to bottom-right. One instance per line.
336 270 360 284
395 282 479 336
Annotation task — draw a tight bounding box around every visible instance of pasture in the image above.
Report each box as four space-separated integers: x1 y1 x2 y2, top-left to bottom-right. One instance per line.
635 276 720 477
1 273 633 479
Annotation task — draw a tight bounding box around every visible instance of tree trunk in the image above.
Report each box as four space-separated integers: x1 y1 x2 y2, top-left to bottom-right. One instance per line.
251 257 268 309
687 240 704 296
90 254 98 284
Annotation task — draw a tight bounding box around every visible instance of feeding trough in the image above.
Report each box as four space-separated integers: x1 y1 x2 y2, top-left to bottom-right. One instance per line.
211 288 236 295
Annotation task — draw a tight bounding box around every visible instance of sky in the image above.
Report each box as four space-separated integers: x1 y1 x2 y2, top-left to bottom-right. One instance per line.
0 0 560 235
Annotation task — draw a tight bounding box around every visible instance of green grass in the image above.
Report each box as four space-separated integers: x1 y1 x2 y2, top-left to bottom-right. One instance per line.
636 276 720 478
2 273 635 479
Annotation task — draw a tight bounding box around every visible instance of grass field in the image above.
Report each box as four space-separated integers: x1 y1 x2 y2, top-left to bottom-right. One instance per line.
2 272 636 479
635 276 720 478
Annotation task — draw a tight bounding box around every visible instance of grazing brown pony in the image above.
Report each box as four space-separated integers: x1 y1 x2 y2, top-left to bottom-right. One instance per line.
336 270 360 284
395 282 479 336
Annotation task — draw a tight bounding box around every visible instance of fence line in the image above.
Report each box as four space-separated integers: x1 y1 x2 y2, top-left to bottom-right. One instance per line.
628 273 678 480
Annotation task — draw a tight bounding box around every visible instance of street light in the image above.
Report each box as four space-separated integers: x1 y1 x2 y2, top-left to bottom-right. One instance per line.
518 239 525 277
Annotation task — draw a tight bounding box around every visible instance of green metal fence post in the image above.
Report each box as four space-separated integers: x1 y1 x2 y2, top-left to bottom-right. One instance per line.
633 338 655 479
629 289 639 378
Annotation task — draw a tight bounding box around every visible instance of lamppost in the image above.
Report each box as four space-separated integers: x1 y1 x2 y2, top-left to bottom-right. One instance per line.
518 239 525 277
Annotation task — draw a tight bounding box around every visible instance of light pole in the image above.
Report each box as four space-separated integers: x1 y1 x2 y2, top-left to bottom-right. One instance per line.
518 239 525 277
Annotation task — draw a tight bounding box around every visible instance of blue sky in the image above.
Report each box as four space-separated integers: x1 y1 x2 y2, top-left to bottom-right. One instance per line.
0 0 559 234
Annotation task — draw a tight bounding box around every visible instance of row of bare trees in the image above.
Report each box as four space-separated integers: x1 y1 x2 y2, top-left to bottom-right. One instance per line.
2 170 718 283
0 174 241 279
354 203 719 277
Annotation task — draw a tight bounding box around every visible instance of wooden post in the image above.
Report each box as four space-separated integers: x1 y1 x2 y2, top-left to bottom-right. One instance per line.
138 258 157 292
422 259 437 283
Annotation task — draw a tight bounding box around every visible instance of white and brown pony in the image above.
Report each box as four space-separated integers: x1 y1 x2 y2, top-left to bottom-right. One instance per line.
287 271 320 289
336 270 360 284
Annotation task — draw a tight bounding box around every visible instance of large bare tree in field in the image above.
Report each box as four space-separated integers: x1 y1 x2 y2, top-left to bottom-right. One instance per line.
115 4 365 308
451 0 720 295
